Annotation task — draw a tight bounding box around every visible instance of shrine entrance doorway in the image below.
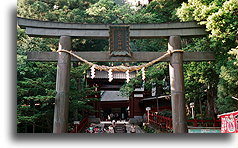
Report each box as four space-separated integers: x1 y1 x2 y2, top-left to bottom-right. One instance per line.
86 71 134 122
100 91 129 121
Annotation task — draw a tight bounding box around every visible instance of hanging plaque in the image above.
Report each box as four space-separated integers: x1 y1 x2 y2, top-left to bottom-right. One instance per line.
109 25 131 57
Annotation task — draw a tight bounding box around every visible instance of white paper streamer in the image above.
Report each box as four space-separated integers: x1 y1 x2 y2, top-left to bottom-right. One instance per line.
108 69 113 82
126 70 130 83
141 67 145 80
90 65 95 79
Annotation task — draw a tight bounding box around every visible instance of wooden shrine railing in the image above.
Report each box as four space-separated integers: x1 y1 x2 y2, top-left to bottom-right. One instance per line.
148 111 221 132
70 117 88 133
148 113 173 131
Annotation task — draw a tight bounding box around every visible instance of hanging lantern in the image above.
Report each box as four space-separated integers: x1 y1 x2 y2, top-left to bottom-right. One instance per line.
90 65 95 79
126 70 130 83
108 69 113 82
141 67 146 80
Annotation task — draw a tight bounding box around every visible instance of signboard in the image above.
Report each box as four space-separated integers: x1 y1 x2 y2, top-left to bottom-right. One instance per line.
134 87 144 91
74 121 80 124
219 111 238 133
109 25 131 57
190 102 194 108
146 107 151 111
134 94 143 98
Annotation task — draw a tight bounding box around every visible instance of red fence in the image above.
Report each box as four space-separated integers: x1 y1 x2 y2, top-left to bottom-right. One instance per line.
70 117 88 133
148 113 173 131
148 111 221 132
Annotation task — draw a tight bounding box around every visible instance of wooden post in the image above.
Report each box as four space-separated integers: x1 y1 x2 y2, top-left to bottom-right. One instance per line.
168 36 188 133
129 95 134 118
53 36 71 133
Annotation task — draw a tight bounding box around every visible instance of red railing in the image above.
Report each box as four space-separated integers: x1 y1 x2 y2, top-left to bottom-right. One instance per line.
148 113 173 131
70 117 88 133
148 111 221 132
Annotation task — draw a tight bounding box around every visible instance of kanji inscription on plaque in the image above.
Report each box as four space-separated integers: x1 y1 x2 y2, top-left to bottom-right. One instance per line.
109 25 131 57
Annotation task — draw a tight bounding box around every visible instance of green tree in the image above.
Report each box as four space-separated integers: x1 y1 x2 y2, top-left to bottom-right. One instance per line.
176 0 237 114
17 0 99 133
216 49 237 113
176 0 237 40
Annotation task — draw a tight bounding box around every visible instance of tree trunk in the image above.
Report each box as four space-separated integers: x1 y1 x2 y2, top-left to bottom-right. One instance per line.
206 85 215 118
199 99 203 115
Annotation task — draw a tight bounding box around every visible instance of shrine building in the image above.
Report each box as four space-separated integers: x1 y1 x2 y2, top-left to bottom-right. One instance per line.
86 70 171 124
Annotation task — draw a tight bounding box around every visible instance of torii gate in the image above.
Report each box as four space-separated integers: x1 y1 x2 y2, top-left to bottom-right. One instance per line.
17 17 215 133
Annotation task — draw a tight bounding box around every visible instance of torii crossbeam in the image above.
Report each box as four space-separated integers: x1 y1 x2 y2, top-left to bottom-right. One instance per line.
17 17 214 133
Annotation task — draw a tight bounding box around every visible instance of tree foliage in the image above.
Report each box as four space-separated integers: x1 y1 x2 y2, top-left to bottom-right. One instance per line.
216 49 237 113
176 0 237 114
176 0 237 40
17 0 99 133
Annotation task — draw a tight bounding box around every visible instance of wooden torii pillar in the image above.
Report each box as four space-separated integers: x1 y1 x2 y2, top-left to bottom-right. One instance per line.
53 36 71 133
168 36 187 133
17 17 214 133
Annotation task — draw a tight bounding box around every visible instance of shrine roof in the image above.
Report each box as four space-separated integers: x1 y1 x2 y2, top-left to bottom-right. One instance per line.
100 91 129 102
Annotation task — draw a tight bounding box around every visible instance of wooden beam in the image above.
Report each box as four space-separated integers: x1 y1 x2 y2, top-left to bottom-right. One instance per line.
25 27 207 38
18 17 205 30
27 51 215 62
130 28 207 38
17 17 208 38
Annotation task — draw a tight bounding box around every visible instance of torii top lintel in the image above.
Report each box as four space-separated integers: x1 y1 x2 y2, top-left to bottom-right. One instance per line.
17 17 208 38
